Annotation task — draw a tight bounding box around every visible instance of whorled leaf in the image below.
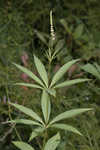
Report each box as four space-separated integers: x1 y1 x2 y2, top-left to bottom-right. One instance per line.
15 83 43 89
34 55 48 87
41 90 51 123
50 59 80 87
50 108 92 125
12 141 35 150
53 79 90 88
9 102 44 124
13 63 45 87
50 123 82 136
44 132 60 150
29 127 45 142
7 119 42 126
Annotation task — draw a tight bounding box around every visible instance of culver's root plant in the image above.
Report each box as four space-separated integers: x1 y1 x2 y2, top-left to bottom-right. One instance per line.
7 11 93 150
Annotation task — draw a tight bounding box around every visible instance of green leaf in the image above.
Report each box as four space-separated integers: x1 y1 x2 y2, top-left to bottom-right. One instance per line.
12 141 35 150
34 55 48 87
41 90 51 123
8 119 42 126
29 127 45 141
53 79 90 88
81 63 100 79
94 63 100 74
35 30 47 46
53 39 64 57
13 63 44 87
9 103 43 124
15 83 43 89
46 88 56 97
44 132 60 150
50 123 82 136
50 108 92 124
73 24 84 39
50 59 80 87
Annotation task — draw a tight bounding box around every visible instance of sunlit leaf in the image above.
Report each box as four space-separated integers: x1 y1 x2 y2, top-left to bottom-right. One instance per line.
9 103 43 124
44 132 60 150
13 63 44 87
53 79 90 88
50 123 82 136
50 59 80 87
8 119 42 126
34 55 48 87
29 127 45 141
46 88 56 97
41 90 51 123
12 141 35 150
15 83 43 89
50 108 92 124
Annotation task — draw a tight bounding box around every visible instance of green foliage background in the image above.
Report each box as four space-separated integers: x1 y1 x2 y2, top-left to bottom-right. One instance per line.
0 0 100 150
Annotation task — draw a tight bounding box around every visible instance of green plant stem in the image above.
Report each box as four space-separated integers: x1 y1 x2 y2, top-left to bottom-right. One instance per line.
43 129 48 150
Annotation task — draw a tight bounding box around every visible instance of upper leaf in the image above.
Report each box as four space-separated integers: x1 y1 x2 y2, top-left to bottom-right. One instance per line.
13 63 45 87
9 102 43 124
12 141 35 150
34 55 48 87
50 123 82 136
41 90 51 124
50 108 92 124
44 132 60 150
50 59 80 87
53 79 90 88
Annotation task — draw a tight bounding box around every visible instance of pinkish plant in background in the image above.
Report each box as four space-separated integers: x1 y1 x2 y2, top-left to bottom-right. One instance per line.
21 51 29 67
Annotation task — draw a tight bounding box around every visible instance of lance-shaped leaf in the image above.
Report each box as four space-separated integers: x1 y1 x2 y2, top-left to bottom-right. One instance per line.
94 63 100 74
9 102 43 124
53 79 90 88
46 88 56 97
13 63 44 87
8 119 42 126
50 123 82 136
34 55 48 87
44 132 60 150
50 108 92 125
41 90 51 123
73 24 84 39
29 127 45 141
50 59 80 87
81 63 100 80
12 141 35 150
15 83 43 89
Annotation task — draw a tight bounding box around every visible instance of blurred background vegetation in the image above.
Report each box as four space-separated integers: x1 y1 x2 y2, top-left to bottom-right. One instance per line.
0 0 100 149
